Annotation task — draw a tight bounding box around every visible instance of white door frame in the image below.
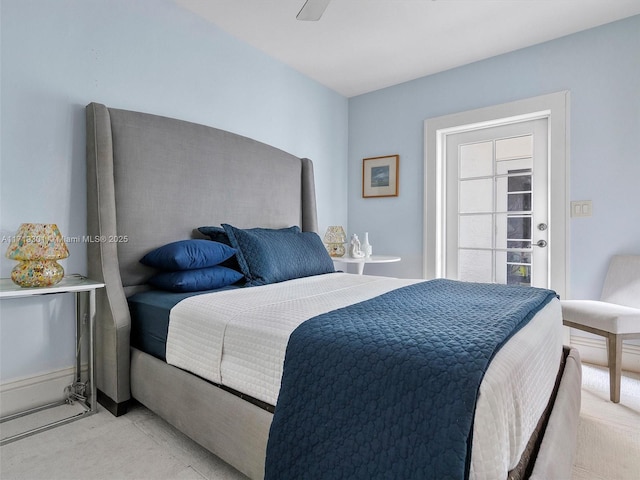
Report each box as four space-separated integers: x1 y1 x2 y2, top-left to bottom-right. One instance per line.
424 91 570 299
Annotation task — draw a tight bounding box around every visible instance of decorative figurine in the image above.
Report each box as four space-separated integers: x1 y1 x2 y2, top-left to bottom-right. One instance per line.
349 234 365 258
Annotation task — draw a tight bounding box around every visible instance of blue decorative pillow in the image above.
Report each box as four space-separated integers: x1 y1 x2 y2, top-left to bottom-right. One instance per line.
198 225 301 245
221 224 335 286
197 226 232 245
149 266 244 292
198 225 301 273
140 239 236 271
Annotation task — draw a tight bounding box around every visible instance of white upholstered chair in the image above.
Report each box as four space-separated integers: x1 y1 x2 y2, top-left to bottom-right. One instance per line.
561 255 640 403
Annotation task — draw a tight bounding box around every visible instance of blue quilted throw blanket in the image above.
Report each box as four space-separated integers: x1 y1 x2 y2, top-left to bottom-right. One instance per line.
265 279 557 480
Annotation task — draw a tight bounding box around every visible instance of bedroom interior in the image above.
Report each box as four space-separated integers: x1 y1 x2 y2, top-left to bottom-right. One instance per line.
1 1 639 479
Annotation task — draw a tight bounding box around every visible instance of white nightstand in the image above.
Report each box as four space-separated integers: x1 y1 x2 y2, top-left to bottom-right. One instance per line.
0 274 105 445
332 255 401 275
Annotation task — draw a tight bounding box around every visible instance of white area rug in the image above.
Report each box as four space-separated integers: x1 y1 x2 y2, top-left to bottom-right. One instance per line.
572 364 640 480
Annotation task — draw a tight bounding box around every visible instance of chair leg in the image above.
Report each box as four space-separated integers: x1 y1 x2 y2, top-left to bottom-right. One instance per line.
607 333 622 403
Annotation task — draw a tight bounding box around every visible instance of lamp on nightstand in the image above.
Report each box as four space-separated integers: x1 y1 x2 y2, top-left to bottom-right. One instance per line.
5 223 69 287
323 225 346 257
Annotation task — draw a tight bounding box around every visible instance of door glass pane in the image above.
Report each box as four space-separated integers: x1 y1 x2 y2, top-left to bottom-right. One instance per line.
508 174 531 192
507 251 531 263
459 249 492 283
460 141 493 178
507 263 531 286
508 215 531 242
496 135 532 160
459 214 493 249
459 178 493 213
508 193 531 212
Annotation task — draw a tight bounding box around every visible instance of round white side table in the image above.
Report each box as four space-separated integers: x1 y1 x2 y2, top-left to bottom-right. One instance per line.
331 255 401 275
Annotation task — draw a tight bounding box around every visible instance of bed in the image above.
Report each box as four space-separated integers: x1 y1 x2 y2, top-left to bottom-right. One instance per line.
85 102 582 480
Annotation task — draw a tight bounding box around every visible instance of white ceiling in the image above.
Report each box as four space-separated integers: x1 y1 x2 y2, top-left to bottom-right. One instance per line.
175 1 640 97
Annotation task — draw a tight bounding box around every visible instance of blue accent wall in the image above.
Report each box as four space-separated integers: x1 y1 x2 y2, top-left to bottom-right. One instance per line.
0 0 347 382
348 15 640 299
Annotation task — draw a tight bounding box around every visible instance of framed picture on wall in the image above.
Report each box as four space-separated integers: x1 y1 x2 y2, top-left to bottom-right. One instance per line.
362 154 399 198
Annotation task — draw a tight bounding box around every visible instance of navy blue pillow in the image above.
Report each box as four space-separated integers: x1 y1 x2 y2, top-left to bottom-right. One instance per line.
197 226 233 245
198 225 301 245
198 225 301 273
149 266 243 292
221 224 335 286
140 239 236 271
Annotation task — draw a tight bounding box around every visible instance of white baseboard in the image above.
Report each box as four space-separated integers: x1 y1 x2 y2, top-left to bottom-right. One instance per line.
569 334 640 373
0 367 81 418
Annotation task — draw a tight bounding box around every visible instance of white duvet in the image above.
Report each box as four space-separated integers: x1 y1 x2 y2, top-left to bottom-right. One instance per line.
166 272 563 479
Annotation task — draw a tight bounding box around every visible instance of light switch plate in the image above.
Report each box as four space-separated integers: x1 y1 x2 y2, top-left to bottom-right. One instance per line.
570 200 592 217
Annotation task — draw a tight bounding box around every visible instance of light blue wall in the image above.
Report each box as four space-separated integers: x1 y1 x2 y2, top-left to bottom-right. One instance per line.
348 15 640 297
2 2 638 384
0 0 348 382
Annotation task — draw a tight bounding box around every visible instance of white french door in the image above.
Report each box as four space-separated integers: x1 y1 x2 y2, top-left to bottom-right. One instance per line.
425 92 569 298
444 119 549 288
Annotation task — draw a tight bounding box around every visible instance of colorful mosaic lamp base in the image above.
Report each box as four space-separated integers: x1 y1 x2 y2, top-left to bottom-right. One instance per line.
11 260 65 287
323 226 347 258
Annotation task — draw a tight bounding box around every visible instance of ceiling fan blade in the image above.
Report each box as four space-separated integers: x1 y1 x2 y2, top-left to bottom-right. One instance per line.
296 0 331 21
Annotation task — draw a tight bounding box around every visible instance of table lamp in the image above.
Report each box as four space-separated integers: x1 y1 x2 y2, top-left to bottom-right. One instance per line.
5 223 69 287
323 226 346 257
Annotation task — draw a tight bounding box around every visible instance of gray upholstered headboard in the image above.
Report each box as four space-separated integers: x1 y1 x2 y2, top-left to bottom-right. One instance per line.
86 102 318 409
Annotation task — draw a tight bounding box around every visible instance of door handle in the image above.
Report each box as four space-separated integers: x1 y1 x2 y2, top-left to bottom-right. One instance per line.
535 239 547 248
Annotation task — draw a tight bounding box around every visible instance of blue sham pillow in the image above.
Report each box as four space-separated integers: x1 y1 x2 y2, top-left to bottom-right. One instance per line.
149 266 244 292
198 225 301 273
140 239 236 271
198 225 301 245
197 226 233 245
221 224 335 286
